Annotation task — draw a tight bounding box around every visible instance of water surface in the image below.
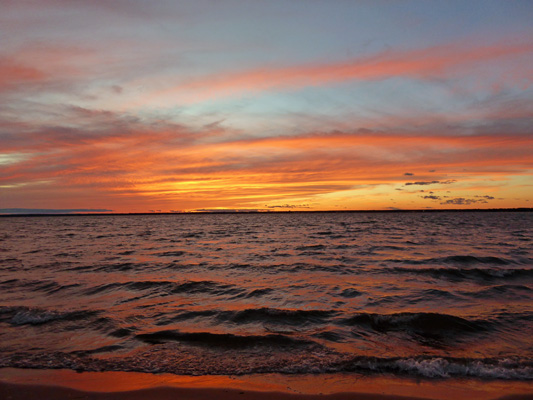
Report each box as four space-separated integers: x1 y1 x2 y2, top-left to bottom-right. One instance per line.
1 212 532 379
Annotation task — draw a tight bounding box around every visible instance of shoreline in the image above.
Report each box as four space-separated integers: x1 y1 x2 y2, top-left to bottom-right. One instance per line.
1 369 532 400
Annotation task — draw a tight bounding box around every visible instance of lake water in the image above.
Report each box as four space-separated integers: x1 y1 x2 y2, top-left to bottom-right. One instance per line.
0 212 532 380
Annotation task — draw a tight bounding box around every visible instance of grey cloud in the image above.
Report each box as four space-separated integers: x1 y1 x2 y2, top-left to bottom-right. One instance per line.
405 179 456 186
440 198 486 205
440 194 496 205
266 204 310 209
405 181 439 186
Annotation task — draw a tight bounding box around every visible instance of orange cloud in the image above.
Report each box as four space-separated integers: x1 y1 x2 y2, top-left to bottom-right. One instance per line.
145 42 533 104
2 100 532 211
0 58 47 89
4 127 531 206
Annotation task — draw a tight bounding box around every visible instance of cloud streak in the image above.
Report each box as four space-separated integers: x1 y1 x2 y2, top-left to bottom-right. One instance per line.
2 101 532 211
147 42 533 103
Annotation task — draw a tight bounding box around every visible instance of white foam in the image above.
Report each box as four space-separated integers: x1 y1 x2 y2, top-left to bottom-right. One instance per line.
388 358 533 380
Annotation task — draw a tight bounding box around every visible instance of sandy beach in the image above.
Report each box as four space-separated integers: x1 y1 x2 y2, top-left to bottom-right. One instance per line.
1 368 532 400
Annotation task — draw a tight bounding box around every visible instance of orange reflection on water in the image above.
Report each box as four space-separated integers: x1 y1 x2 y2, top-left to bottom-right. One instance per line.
2 368 533 400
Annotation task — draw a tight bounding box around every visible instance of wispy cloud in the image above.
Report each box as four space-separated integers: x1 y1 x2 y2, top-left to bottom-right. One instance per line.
146 42 533 104
405 180 456 186
2 101 532 210
0 58 48 89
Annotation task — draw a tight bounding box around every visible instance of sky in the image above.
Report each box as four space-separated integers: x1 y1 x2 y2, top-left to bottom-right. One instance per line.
1 0 532 213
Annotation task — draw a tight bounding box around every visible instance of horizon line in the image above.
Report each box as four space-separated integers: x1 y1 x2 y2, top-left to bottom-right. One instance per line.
1 207 532 217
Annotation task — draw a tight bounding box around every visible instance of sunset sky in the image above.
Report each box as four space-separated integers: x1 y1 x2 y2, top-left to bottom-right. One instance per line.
1 1 532 213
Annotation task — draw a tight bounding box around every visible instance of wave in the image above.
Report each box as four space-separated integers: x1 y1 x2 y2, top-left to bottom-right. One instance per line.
341 312 488 336
228 288 275 299
157 309 521 345
109 327 135 338
0 306 100 326
390 266 533 281
416 288 458 299
84 280 244 297
389 255 517 266
295 244 327 251
244 288 274 297
0 258 23 269
433 255 518 265
467 285 533 299
370 245 406 251
172 280 243 296
1 351 531 379
223 262 352 274
340 311 533 346
84 282 125 295
0 278 19 288
339 288 362 298
152 250 186 257
365 289 459 307
164 307 336 327
117 250 136 255
339 356 533 380
0 279 80 294
64 262 152 273
215 307 336 325
135 329 313 348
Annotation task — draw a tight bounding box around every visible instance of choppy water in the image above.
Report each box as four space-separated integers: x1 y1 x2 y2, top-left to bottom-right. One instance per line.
1 212 532 380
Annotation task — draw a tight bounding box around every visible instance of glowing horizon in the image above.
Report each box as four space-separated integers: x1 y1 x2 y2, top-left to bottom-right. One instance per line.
1 1 532 212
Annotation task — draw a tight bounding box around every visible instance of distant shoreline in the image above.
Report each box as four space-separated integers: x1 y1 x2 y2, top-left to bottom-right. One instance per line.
1 208 532 217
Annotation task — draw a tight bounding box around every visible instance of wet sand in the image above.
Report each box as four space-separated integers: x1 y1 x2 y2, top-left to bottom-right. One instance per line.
0 368 532 400
0 382 434 400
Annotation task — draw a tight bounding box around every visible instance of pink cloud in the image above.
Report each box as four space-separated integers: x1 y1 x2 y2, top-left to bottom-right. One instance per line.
0 58 47 89
148 42 533 103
